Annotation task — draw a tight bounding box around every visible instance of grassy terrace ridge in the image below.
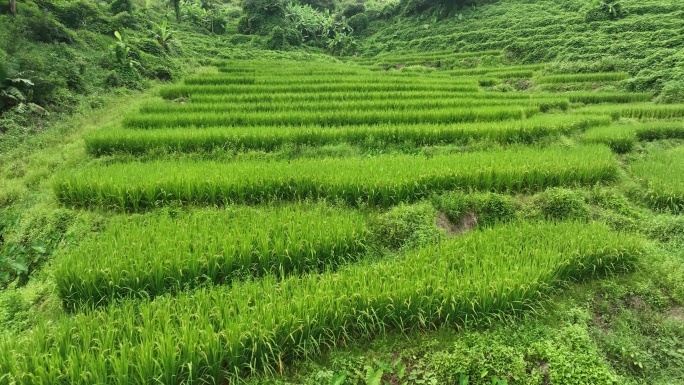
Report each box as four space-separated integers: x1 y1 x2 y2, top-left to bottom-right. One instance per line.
86 115 610 156
54 145 618 211
54 204 368 309
0 221 644 384
632 146 684 213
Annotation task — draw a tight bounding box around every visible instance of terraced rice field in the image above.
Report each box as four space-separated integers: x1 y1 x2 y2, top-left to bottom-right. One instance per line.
7 56 684 384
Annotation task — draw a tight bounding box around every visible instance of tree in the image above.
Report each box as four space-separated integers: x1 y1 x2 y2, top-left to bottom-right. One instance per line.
171 0 180 21
9 0 16 15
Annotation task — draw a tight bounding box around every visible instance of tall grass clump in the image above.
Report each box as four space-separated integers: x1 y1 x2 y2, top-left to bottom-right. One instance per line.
631 147 684 213
0 221 643 384
86 115 610 156
55 145 619 211
54 204 368 309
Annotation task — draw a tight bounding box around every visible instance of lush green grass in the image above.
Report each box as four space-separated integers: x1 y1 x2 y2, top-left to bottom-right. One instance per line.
86 115 609 156
54 204 368 309
632 146 684 213
633 120 684 140
123 106 539 128
0 221 643 384
54 145 619 211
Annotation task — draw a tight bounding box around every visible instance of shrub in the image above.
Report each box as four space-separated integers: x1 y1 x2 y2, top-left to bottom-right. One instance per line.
372 202 443 250
656 80 684 104
24 12 74 44
348 13 369 34
343 3 365 18
110 0 134 15
536 188 590 221
240 0 287 35
266 25 286 50
433 192 515 229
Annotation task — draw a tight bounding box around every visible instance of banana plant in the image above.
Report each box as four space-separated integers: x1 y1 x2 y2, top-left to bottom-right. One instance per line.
0 58 45 115
153 20 174 51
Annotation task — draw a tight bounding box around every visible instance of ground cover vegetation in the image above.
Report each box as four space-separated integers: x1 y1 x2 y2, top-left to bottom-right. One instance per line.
2 0 684 384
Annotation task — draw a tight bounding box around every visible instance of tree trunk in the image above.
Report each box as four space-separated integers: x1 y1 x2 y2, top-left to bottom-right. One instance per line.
9 0 16 15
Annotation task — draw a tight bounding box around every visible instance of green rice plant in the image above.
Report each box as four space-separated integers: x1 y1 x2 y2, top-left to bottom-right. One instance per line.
537 72 630 84
86 115 610 156
124 106 538 128
139 98 569 114
0 221 643 384
159 82 480 99
55 145 619 211
479 70 535 79
582 125 637 153
188 91 558 104
182 74 478 86
565 92 652 104
631 147 684 213
54 204 368 309
576 103 684 120
449 64 547 76
633 120 684 140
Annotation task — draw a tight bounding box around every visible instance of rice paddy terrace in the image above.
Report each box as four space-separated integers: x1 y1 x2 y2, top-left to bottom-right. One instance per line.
3 52 684 384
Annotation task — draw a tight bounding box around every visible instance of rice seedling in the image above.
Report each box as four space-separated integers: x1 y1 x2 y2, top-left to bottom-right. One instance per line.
633 120 684 140
182 74 478 86
576 103 684 120
0 221 643 384
158 82 480 99
138 98 569 114
537 72 630 84
582 125 637 153
86 115 610 156
124 106 539 128
55 204 368 309
188 90 558 104
55 145 618 211
449 64 547 76
631 146 684 213
565 92 652 104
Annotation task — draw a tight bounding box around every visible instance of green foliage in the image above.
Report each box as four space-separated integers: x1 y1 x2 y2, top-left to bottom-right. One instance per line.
240 0 287 35
657 80 684 104
180 0 229 33
110 0 134 15
266 25 287 50
343 3 365 18
285 2 354 54
348 13 368 34
372 202 443 250
152 20 173 51
536 188 590 222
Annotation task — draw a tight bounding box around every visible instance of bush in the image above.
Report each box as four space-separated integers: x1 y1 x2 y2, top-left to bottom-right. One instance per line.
433 191 516 228
372 202 443 250
536 188 590 221
300 0 335 11
240 0 287 35
343 3 365 18
266 25 286 50
24 12 74 44
657 80 684 104
110 0 134 15
347 13 369 34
